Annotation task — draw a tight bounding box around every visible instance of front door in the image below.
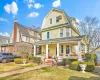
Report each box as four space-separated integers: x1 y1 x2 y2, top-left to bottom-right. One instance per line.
66 45 70 55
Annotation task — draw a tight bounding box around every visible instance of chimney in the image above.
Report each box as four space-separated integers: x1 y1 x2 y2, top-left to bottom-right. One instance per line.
14 19 18 23
13 19 18 43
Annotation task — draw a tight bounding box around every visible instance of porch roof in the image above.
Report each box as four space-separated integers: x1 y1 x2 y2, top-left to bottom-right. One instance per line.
34 35 85 45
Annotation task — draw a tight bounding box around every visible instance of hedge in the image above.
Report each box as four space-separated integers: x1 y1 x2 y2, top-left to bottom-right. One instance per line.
62 58 77 66
85 61 95 72
33 57 42 64
71 61 95 72
85 53 97 65
14 58 28 64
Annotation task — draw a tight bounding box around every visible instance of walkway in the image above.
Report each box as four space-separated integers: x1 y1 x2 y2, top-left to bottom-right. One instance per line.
0 64 50 78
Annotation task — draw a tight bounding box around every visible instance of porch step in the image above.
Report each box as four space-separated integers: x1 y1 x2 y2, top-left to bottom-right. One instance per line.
45 59 53 65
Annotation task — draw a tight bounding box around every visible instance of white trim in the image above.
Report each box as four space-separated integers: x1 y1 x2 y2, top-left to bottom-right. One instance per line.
34 45 36 56
46 44 48 58
57 43 59 57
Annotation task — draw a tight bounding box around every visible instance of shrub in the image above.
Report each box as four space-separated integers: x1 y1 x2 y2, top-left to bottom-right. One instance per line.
63 58 77 66
14 58 28 64
85 53 97 65
85 61 95 72
70 61 81 70
28 55 33 60
33 57 41 64
71 61 95 72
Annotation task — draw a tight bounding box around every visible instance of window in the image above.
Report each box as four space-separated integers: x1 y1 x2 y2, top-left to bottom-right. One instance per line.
50 18 52 24
26 37 29 42
56 16 59 23
66 45 70 54
61 45 63 53
47 32 49 39
60 29 63 37
56 15 62 23
66 28 70 37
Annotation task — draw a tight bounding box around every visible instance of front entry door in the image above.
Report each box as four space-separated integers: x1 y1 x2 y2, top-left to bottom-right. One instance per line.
66 45 70 55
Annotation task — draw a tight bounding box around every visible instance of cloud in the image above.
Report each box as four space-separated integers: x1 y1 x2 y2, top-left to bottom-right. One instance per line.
28 4 33 8
52 0 61 7
28 12 39 17
0 17 8 22
4 1 18 15
0 32 10 37
34 3 44 9
25 0 34 3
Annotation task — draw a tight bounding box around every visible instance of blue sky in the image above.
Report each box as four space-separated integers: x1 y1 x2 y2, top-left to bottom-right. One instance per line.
0 0 100 36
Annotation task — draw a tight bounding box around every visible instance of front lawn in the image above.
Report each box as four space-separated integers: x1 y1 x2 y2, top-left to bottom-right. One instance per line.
0 62 37 74
0 67 100 80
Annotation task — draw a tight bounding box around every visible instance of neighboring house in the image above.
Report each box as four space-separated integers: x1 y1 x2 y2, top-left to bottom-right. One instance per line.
33 8 88 58
91 46 100 63
10 19 41 43
0 19 41 55
0 35 10 52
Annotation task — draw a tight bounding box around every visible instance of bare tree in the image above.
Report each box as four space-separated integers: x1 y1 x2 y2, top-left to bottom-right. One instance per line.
79 16 100 51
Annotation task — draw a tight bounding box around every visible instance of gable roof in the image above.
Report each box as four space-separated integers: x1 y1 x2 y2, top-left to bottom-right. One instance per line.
17 23 41 39
42 8 80 35
45 8 70 23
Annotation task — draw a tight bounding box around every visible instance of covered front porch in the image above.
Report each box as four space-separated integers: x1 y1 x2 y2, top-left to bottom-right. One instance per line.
33 36 88 59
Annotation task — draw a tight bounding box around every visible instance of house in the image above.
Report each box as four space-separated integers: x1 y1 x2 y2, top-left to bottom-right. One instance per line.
0 19 41 56
91 46 100 64
33 8 88 58
10 19 41 43
0 35 10 52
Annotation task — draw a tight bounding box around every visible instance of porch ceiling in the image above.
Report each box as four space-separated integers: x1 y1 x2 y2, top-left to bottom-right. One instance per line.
34 35 85 45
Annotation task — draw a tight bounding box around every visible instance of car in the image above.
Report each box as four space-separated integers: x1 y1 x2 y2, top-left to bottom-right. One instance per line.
0 53 20 63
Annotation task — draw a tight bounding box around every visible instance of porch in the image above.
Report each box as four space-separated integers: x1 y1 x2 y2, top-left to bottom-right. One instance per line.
33 36 88 59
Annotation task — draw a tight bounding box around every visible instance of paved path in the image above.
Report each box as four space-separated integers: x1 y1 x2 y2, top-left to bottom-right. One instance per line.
0 64 50 78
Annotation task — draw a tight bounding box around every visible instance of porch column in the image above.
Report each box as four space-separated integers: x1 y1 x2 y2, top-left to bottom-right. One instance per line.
57 43 59 57
85 45 87 53
46 44 48 58
34 45 36 56
78 41 81 54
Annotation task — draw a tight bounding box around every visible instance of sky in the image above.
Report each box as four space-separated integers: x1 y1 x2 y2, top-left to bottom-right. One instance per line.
0 0 100 37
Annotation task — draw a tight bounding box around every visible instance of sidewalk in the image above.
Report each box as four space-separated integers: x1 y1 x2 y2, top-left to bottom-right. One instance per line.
0 64 50 78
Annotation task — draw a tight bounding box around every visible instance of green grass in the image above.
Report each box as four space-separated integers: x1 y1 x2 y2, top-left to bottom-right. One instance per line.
0 67 100 80
0 62 37 74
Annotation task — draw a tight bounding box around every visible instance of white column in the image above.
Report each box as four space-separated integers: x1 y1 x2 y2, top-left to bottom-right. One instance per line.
34 45 36 56
57 43 59 57
46 44 48 58
85 45 87 53
78 41 81 54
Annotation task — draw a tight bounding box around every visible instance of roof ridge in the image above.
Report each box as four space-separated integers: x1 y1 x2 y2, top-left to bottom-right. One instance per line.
18 23 40 32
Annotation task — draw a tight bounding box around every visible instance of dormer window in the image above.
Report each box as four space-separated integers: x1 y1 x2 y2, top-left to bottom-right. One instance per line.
50 18 52 24
56 15 62 23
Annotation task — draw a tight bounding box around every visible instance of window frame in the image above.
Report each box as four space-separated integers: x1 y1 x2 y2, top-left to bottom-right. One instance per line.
60 28 63 37
56 16 59 23
66 28 70 37
50 18 52 24
47 32 50 39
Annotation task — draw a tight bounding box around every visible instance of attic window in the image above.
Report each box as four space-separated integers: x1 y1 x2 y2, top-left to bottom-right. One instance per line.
56 15 62 23
50 18 52 24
